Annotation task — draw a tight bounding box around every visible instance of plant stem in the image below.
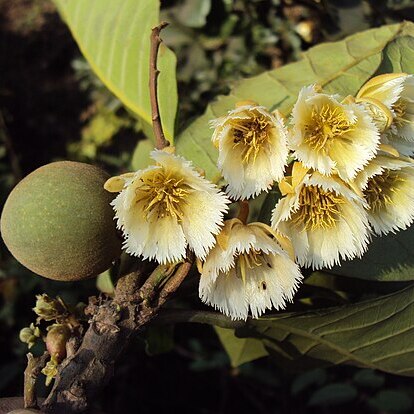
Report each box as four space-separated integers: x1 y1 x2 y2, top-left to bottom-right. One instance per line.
24 352 49 409
149 22 170 150
237 200 250 224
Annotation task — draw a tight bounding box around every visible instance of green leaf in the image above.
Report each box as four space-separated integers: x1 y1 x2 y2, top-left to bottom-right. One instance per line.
173 0 211 28
245 285 414 376
368 390 413 412
96 270 114 295
53 0 177 142
176 22 411 179
325 0 369 38
131 138 153 171
378 36 414 73
215 326 268 367
353 369 385 388
291 368 327 396
308 383 357 406
330 228 414 281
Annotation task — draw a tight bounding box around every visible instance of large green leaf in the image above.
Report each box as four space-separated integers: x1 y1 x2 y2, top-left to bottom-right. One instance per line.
54 0 177 142
176 22 412 179
330 228 414 281
243 285 414 376
215 326 268 367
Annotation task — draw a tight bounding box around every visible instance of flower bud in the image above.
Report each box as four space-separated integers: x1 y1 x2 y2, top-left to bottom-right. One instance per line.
33 294 67 323
45 324 71 362
19 323 41 349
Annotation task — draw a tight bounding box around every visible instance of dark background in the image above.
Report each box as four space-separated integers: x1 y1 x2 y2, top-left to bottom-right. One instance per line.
1 0 414 413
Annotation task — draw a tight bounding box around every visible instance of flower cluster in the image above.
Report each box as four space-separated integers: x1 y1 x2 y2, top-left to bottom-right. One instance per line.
105 72 414 321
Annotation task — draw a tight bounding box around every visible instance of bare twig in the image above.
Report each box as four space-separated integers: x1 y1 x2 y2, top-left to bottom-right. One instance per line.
24 352 49 409
149 22 170 150
137 263 175 304
158 251 195 306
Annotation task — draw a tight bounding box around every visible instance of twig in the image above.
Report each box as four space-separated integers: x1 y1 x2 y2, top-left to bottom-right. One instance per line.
24 352 49 409
158 251 195 306
149 22 170 150
137 263 175 304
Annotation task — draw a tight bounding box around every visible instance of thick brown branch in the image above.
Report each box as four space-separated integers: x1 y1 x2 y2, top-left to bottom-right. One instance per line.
42 253 194 414
149 22 170 150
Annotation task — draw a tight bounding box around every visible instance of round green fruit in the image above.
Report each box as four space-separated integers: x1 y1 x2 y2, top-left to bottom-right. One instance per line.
1 161 122 281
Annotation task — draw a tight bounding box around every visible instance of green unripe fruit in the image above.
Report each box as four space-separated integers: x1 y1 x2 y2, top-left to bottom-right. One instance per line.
1 161 122 281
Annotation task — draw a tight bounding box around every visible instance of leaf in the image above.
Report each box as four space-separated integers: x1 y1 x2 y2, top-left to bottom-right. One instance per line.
244 285 414 376
176 22 411 179
386 0 414 11
291 368 327 396
215 326 268 367
131 138 153 171
173 0 212 28
353 369 385 388
53 0 177 142
378 36 414 73
368 390 413 412
96 270 114 295
308 383 357 406
326 0 369 38
330 228 414 281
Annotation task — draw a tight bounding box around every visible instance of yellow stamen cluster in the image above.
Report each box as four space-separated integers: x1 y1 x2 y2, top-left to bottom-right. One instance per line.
291 185 344 230
137 169 190 221
230 115 271 163
364 170 405 212
235 249 266 284
304 104 354 153
393 99 408 127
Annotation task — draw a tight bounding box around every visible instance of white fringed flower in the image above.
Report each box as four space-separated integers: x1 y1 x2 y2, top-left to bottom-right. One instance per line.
199 220 302 320
289 85 379 181
271 163 370 270
105 150 229 264
211 102 288 200
357 73 414 155
354 155 414 235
